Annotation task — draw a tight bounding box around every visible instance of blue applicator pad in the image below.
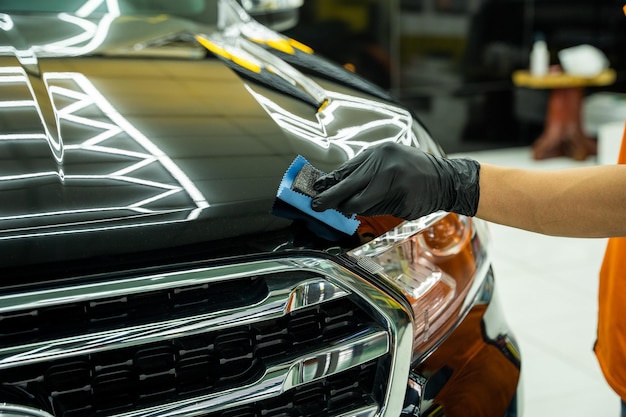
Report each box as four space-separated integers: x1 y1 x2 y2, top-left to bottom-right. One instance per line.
274 155 360 238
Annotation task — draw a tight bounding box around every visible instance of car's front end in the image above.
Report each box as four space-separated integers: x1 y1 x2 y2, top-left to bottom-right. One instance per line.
0 1 521 416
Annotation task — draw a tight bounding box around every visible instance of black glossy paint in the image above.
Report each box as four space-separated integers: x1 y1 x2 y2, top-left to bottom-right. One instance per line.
0 8 430 274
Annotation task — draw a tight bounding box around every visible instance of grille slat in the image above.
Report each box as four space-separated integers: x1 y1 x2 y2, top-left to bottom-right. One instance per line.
205 362 381 417
0 276 267 347
1 306 386 416
0 258 410 417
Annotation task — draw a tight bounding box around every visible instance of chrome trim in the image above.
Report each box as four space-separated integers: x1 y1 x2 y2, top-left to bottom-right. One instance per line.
0 404 54 417
241 0 304 13
111 328 388 417
0 257 414 417
336 406 379 417
460 218 493 312
285 278 349 313
0 273 349 369
0 260 346 314
294 329 389 387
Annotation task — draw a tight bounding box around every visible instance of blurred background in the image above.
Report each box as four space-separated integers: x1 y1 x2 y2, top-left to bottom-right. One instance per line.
282 0 626 153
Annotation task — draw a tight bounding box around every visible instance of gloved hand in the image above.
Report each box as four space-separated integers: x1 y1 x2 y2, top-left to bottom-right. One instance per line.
310 142 480 220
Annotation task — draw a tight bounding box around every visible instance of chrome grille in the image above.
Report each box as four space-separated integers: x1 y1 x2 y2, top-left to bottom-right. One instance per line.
0 276 267 346
0 258 413 417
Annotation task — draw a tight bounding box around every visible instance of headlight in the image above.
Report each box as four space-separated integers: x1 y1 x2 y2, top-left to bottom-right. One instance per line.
349 212 490 360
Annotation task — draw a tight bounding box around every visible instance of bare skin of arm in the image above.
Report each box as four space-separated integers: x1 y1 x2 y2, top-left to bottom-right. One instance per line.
476 163 626 238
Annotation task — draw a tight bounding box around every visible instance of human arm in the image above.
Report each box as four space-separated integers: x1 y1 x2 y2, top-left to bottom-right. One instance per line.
311 142 626 238
477 163 626 237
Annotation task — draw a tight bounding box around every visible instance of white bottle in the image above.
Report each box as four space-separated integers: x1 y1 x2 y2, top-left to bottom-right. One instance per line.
530 36 549 77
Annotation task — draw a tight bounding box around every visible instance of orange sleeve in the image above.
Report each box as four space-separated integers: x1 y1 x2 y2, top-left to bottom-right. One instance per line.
594 121 626 401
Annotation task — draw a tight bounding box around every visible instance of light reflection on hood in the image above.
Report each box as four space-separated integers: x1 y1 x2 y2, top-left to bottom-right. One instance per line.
0 0 439 245
248 87 422 160
0 67 209 240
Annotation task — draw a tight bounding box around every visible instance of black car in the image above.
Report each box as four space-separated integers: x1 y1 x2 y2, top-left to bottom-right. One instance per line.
0 1 522 416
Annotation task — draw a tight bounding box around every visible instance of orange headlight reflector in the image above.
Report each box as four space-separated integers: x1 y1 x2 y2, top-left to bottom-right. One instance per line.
350 213 481 356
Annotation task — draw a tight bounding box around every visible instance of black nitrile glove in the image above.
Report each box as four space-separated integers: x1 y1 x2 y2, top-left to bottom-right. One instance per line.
310 142 480 220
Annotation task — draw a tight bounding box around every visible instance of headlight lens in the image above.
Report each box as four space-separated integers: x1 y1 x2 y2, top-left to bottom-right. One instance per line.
350 212 489 359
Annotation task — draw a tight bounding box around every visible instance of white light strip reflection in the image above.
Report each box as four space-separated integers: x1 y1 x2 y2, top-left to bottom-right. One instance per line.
0 100 35 107
0 171 58 182
53 72 209 209
0 67 26 74
0 64 63 162
0 68 210 239
71 144 153 160
0 13 14 31
0 5 118 58
0 134 47 141
76 0 121 17
3 213 198 241
247 87 419 159
0 75 27 83
1 205 185 223
34 13 114 56
112 158 157 176
42 13 97 51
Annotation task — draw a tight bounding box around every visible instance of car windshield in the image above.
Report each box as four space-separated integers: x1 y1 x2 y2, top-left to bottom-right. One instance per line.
0 0 217 23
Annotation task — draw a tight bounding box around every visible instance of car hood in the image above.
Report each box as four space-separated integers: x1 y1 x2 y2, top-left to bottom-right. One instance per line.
0 2 437 274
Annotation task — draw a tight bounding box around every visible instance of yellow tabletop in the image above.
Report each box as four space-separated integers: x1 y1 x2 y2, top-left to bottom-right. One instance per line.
512 68 616 89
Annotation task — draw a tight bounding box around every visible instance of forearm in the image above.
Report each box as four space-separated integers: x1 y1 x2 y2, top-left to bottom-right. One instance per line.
475 163 626 238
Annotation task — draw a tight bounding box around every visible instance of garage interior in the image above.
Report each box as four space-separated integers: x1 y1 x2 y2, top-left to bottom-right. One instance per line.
284 1 626 416
0 0 626 417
